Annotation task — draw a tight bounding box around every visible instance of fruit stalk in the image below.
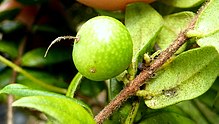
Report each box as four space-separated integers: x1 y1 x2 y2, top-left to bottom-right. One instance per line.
94 3 206 123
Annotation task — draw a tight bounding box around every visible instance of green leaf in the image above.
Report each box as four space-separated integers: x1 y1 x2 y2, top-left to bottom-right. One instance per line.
197 31 219 53
0 84 92 115
211 77 219 91
194 99 219 124
198 88 218 107
214 94 219 112
176 101 208 124
0 55 66 94
66 72 105 98
12 96 95 124
21 47 71 67
79 77 105 97
159 0 205 8
108 78 123 100
17 69 68 89
105 101 132 124
124 100 140 124
187 0 219 37
125 3 163 77
95 9 124 19
0 69 12 88
151 2 178 16
139 111 195 124
156 11 195 53
141 46 219 109
212 77 219 112
0 40 18 58
1 84 62 97
0 8 20 21
66 72 83 98
135 102 195 123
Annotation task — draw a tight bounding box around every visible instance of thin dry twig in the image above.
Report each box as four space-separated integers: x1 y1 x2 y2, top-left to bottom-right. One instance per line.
94 2 207 123
7 38 26 124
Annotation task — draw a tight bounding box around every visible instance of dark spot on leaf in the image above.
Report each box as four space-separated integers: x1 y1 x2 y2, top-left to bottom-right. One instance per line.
90 68 96 73
162 88 177 97
150 73 157 78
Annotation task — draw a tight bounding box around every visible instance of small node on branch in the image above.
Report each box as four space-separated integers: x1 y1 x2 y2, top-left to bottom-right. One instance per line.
44 36 79 57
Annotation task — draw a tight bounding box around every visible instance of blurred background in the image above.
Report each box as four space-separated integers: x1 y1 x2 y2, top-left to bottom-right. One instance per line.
0 0 103 123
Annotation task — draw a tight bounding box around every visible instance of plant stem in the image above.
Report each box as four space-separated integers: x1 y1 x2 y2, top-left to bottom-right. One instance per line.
94 2 206 123
66 72 83 98
124 99 140 124
0 55 67 94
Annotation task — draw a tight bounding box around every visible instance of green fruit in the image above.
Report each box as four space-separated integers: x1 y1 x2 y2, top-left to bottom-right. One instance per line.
73 16 133 81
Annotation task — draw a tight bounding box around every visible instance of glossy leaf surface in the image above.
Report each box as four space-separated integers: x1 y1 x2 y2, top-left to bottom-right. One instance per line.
17 69 68 89
21 47 71 67
0 84 92 115
0 40 18 58
12 96 95 124
197 31 219 52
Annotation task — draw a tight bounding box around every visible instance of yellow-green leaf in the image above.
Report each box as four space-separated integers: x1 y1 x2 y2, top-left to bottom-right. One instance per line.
141 46 219 109
197 31 219 53
159 0 205 8
156 11 195 53
187 0 219 37
125 3 163 77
